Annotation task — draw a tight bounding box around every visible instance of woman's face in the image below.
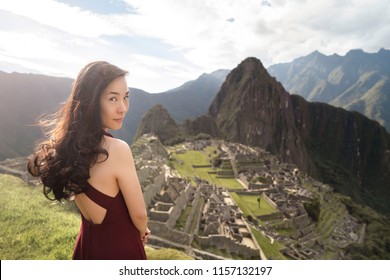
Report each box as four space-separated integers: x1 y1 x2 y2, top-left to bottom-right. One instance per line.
100 76 129 131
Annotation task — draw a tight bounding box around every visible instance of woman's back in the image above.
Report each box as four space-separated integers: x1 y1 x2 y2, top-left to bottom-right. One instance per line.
74 135 120 224
73 135 147 260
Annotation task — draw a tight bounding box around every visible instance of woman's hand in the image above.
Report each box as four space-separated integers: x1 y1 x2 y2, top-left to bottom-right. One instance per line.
141 228 151 246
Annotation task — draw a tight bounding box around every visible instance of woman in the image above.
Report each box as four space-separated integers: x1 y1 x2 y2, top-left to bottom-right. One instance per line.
28 61 149 260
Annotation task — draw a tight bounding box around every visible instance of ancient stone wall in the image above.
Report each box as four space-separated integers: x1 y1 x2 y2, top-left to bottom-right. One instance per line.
142 173 165 207
196 235 260 259
149 202 173 222
263 192 278 208
166 183 194 228
149 221 192 245
184 190 204 234
293 213 310 228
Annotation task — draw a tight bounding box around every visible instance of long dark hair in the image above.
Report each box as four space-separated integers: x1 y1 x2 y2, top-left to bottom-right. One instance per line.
28 61 128 201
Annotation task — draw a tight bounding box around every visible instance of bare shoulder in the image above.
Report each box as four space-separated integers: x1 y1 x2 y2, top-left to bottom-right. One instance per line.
103 136 133 160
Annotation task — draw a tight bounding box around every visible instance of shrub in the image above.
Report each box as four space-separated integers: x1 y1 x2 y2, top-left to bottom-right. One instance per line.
304 197 321 222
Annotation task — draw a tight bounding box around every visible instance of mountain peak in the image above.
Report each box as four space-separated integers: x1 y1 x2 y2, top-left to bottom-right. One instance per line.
309 50 325 56
238 57 267 72
346 48 365 56
134 104 182 144
208 56 307 169
209 57 284 120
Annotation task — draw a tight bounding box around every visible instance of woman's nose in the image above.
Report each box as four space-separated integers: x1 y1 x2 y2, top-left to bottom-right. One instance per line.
118 101 128 113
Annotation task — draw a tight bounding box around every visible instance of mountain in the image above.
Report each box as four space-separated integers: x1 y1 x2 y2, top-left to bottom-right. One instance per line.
134 104 183 144
0 71 72 160
268 49 390 132
180 57 390 216
209 58 309 170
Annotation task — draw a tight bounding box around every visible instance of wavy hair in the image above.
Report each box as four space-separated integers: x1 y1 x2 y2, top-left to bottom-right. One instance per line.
28 61 128 201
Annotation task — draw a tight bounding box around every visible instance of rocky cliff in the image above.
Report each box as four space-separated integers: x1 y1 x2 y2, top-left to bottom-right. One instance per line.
209 58 310 171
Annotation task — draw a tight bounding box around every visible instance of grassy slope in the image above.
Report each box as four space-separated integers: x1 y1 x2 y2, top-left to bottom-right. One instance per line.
0 174 79 259
0 174 192 260
169 148 243 190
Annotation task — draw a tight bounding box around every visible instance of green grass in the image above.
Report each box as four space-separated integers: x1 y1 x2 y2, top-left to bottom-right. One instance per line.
0 174 193 260
170 149 243 190
230 193 277 217
0 174 80 259
188 197 204 234
145 247 193 260
175 205 193 230
251 227 287 260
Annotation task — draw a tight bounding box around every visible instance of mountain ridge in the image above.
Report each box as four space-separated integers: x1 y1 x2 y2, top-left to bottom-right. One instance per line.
268 48 390 132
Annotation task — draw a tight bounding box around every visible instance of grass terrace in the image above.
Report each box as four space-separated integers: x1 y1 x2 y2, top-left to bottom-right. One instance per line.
169 147 243 190
230 192 278 217
251 227 287 260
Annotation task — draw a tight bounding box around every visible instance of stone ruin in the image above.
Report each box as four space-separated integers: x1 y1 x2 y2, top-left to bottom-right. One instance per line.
144 170 262 259
132 135 363 259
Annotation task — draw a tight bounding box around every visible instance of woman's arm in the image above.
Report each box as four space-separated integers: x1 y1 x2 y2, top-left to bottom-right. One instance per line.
112 139 148 237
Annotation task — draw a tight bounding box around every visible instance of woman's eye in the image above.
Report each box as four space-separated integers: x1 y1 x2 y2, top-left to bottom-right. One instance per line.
109 97 117 101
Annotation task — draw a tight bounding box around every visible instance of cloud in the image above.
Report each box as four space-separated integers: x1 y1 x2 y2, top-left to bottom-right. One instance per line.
122 54 203 92
0 0 389 92
0 0 126 37
120 0 389 65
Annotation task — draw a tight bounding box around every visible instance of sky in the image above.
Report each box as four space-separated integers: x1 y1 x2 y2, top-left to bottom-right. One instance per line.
0 0 389 93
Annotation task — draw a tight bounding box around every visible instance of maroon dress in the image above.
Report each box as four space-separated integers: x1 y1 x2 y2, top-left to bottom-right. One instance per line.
72 181 147 260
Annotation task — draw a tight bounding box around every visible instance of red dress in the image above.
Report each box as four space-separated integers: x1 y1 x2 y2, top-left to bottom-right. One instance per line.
72 181 147 260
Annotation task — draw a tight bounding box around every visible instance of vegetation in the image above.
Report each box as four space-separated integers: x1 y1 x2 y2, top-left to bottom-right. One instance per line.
304 197 321 222
169 148 243 190
0 174 192 260
145 247 193 260
175 205 192 230
250 227 287 260
229 193 277 217
301 176 390 259
0 174 79 259
341 196 390 260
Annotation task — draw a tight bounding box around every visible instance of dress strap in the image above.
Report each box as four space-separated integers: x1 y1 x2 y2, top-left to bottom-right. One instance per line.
103 131 114 138
83 182 117 209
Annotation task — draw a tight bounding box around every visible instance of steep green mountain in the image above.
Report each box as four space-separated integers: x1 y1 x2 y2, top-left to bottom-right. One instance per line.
134 104 184 144
0 71 72 160
268 49 390 132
